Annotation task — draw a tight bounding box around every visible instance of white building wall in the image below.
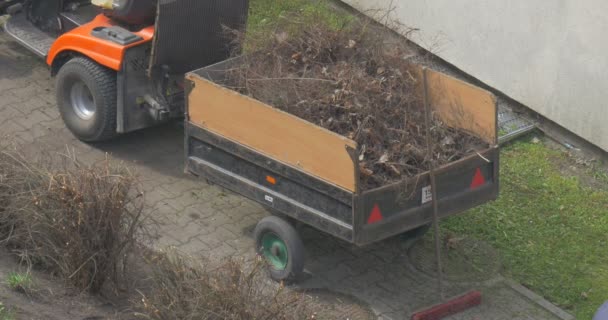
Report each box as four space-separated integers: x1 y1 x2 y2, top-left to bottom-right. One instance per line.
342 0 608 151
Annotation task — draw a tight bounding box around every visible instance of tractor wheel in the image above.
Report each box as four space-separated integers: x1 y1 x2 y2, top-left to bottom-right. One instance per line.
254 216 305 283
56 57 117 142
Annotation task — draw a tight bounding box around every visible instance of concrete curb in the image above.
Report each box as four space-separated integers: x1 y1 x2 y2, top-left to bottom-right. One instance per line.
503 277 575 320
403 256 575 320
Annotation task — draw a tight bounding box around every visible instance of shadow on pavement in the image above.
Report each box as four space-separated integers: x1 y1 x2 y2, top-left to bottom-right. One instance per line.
94 121 186 179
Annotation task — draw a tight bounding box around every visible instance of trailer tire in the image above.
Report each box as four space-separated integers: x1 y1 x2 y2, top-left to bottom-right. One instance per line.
254 216 305 283
56 57 117 142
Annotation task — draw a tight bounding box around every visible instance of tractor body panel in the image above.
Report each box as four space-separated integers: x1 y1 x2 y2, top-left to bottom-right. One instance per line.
47 14 154 71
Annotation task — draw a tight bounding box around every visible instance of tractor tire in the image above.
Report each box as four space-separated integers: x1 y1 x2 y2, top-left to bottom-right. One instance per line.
254 216 305 283
56 57 117 142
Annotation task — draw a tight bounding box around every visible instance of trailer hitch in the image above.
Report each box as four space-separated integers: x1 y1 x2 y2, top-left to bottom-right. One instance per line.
142 94 169 121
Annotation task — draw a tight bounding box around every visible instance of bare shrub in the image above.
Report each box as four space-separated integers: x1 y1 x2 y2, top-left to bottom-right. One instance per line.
226 12 486 189
0 151 145 293
137 250 312 320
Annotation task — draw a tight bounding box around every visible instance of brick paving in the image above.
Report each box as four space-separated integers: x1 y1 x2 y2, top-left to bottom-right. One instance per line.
0 30 572 320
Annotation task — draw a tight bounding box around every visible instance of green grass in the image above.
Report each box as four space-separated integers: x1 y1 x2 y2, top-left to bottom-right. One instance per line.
0 302 14 320
246 0 352 50
249 0 351 31
444 137 608 319
6 272 32 293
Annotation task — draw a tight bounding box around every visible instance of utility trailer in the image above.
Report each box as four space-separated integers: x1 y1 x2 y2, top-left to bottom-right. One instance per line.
185 59 500 282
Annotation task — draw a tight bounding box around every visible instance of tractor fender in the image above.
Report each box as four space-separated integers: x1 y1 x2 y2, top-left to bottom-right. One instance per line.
47 14 153 72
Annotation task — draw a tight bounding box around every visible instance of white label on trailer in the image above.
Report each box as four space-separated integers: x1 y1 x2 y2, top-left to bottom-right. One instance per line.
422 186 433 204
264 195 274 203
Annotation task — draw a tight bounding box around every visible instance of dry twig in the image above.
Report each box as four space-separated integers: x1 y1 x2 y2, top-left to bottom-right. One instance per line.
226 14 486 189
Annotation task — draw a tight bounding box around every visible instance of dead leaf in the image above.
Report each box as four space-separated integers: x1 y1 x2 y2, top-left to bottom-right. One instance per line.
321 67 329 76
376 67 385 75
441 136 455 146
359 164 374 176
275 31 289 43
389 165 400 175
444 235 465 250
359 145 366 161
378 153 389 164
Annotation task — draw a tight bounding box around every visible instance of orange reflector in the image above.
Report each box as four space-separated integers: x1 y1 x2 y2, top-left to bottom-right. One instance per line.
367 204 383 224
266 175 277 185
470 168 486 189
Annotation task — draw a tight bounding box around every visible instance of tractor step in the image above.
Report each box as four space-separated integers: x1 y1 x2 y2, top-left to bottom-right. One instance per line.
3 13 56 58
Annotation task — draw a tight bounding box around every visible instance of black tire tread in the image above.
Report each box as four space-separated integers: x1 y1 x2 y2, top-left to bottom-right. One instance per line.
56 57 117 142
254 216 305 283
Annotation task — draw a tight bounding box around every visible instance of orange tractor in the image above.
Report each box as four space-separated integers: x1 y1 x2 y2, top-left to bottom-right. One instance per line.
1 0 248 141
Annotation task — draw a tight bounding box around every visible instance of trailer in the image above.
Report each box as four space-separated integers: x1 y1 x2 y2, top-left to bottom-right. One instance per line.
184 59 500 282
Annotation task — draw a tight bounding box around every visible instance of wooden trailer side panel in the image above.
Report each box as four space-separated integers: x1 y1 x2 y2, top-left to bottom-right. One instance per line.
187 75 358 192
411 66 498 145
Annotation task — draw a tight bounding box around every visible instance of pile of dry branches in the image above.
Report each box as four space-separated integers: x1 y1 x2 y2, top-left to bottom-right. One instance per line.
138 251 313 320
0 150 315 318
227 16 486 189
0 151 144 293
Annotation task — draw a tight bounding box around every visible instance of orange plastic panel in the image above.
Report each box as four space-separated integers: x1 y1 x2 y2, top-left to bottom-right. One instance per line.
46 14 154 71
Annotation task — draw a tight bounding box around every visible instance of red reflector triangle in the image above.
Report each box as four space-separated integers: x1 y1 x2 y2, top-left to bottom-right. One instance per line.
470 168 486 189
367 204 383 224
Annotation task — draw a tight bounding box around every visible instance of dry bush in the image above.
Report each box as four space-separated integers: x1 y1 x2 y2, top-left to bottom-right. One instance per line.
0 151 145 293
226 13 486 189
137 251 313 320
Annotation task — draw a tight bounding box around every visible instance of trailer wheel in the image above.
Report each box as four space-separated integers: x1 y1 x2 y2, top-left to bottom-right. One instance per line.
56 57 117 142
254 216 305 282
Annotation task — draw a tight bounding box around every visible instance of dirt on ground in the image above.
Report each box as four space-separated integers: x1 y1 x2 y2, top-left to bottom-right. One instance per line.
0 249 120 320
542 137 608 190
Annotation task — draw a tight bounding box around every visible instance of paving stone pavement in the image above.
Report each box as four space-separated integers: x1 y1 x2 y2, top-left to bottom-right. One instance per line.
0 30 574 320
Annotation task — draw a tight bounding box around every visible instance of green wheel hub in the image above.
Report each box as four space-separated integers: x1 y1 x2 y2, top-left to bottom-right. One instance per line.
261 233 289 270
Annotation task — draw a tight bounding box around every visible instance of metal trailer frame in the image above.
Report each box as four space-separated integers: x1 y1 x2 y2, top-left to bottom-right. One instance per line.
185 124 499 247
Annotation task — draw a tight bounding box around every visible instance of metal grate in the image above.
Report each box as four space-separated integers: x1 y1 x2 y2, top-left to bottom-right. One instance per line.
498 104 536 144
